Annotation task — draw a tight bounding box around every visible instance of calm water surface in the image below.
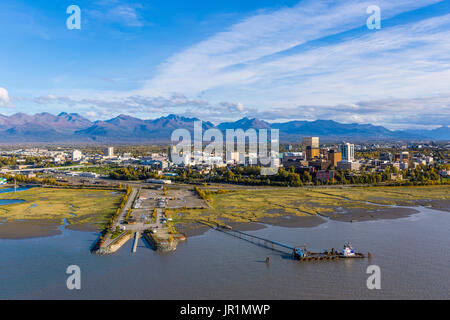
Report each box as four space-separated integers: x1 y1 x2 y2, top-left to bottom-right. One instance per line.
0 187 30 206
0 187 31 194
0 199 25 206
0 206 449 299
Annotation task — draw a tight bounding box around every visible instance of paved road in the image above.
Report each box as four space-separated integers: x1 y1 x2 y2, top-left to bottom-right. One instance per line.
4 165 95 173
115 187 139 227
101 187 171 250
102 187 139 248
124 208 165 232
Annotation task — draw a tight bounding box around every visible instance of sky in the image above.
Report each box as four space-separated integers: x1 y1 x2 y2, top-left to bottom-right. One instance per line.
0 0 449 129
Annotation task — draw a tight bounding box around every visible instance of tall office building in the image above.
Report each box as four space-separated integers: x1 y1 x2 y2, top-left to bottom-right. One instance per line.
302 137 319 150
169 145 178 162
340 143 355 161
329 150 342 167
400 151 410 164
105 147 114 158
303 137 319 160
305 146 320 160
72 150 83 162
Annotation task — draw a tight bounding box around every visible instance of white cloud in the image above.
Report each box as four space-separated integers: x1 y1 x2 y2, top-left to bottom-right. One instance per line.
85 111 98 118
247 94 450 129
125 0 450 128
141 0 442 96
16 0 450 129
0 87 10 106
87 1 144 27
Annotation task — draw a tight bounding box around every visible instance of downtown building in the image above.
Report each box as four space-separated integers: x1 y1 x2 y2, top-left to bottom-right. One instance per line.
337 143 360 171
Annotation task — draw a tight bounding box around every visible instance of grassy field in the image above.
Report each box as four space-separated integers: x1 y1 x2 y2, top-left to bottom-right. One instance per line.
0 188 124 230
172 185 450 225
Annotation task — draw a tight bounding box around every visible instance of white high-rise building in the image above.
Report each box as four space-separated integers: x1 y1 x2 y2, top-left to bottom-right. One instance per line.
340 143 355 161
105 147 114 158
72 150 83 162
226 151 240 164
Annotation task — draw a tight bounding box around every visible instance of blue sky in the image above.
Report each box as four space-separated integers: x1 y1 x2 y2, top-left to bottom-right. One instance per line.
0 0 449 129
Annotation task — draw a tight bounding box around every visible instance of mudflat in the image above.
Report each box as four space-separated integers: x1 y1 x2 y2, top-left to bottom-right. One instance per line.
172 185 449 236
0 219 61 239
259 215 326 228
325 207 420 222
0 187 124 239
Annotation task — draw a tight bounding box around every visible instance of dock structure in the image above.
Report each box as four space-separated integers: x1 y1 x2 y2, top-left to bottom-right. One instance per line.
213 225 294 254
94 185 188 255
132 232 140 253
210 223 367 261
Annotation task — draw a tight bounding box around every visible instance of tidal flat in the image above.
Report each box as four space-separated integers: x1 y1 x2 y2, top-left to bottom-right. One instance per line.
172 185 450 234
0 185 448 239
0 187 124 238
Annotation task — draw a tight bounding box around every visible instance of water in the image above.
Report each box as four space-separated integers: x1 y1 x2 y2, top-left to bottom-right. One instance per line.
0 199 25 206
0 207 449 300
0 187 30 206
0 187 30 194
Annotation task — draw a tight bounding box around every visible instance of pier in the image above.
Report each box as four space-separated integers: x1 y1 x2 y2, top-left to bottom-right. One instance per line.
132 232 140 253
213 225 295 254
93 186 186 255
209 223 367 261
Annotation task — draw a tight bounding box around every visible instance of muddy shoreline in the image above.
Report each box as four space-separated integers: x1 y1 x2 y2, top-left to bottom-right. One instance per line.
176 200 446 237
1 200 447 239
0 218 100 239
0 219 62 240
259 215 326 228
325 207 420 222
414 199 450 212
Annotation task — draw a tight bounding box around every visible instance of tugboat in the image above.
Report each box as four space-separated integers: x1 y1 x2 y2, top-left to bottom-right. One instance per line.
339 242 365 259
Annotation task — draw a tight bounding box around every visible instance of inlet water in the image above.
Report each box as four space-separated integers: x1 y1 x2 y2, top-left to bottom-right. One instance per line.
0 206 449 299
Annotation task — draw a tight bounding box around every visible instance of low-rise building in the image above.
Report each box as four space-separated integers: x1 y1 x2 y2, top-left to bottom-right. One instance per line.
390 173 403 181
23 172 36 178
309 159 330 171
146 179 172 185
317 170 335 182
79 172 99 179
337 160 361 171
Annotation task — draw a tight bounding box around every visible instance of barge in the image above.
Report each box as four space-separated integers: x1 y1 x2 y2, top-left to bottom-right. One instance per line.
293 242 366 261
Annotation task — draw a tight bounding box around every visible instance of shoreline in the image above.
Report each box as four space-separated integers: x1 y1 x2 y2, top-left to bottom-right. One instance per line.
0 219 62 240
0 199 447 240
324 207 420 222
0 186 122 239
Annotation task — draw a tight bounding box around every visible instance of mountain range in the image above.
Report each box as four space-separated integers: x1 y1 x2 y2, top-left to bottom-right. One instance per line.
0 112 448 143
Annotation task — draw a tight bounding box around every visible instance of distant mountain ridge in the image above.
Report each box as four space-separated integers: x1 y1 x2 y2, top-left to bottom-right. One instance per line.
403 126 450 141
0 112 448 143
218 117 272 131
75 114 214 142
